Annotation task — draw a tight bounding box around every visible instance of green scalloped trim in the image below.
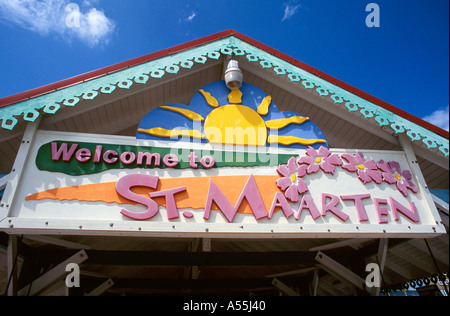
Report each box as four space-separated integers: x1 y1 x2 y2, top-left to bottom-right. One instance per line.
1 36 448 157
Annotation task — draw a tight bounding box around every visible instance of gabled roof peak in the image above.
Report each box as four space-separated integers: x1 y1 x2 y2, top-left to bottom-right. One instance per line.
0 30 448 156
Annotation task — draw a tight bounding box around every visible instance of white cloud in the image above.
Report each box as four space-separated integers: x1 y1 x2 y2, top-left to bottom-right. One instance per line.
185 11 196 22
0 0 115 47
422 106 450 131
282 3 301 21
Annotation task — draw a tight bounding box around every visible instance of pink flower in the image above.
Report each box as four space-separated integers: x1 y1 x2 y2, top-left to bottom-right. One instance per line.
276 157 308 203
377 160 418 197
341 153 382 184
298 146 343 175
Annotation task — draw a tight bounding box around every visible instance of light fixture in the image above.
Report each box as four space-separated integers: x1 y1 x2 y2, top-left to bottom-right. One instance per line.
224 59 243 90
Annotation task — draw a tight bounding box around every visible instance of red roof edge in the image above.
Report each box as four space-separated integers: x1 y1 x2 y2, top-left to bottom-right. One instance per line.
1 29 448 139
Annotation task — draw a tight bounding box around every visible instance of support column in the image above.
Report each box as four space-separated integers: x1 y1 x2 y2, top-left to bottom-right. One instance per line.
398 134 446 234
372 238 388 296
1 119 41 221
315 251 366 295
6 235 18 296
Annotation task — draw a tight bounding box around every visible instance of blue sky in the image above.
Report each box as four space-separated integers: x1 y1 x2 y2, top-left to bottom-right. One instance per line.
0 0 448 131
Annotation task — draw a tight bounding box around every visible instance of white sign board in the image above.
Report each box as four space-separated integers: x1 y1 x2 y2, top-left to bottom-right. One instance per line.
0 130 445 238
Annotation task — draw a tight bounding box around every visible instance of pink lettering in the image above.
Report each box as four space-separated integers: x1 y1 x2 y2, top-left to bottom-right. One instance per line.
203 175 268 223
200 155 215 169
321 193 349 222
93 145 102 164
296 195 321 221
137 152 160 167
75 148 91 163
389 197 420 223
269 192 294 219
189 152 198 169
120 152 136 165
51 142 78 162
341 194 371 222
163 154 179 168
116 174 159 220
103 150 118 164
374 198 389 224
150 187 187 220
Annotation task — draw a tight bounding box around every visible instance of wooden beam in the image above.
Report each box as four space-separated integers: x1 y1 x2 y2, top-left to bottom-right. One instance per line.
81 276 309 293
24 236 93 250
315 251 366 293
37 250 317 266
85 279 114 296
272 278 300 296
19 250 88 296
308 239 373 252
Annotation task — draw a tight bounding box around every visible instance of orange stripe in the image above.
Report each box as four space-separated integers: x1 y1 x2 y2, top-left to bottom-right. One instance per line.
26 175 281 214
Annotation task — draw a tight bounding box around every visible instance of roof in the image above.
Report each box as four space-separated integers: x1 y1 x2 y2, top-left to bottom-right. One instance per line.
0 30 448 142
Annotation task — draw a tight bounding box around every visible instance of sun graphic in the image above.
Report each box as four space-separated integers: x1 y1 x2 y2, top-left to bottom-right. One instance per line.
137 80 328 149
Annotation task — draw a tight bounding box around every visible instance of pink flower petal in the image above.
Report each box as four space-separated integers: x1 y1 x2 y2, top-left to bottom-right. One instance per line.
298 156 314 165
326 154 343 166
307 163 320 174
341 153 357 165
297 178 309 194
377 160 389 172
355 153 366 164
357 170 372 184
287 157 298 173
297 164 307 177
382 172 397 184
276 177 292 191
364 160 378 170
342 163 357 172
367 170 382 184
397 181 408 197
306 147 319 158
320 161 336 175
318 146 330 157
277 164 290 177
388 161 401 173
401 170 413 180
406 180 418 193
285 185 300 202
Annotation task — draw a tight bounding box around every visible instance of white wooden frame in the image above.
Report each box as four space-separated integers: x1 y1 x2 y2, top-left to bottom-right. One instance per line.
0 130 446 239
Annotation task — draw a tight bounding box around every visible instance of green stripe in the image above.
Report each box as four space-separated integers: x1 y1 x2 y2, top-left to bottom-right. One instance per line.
36 141 292 176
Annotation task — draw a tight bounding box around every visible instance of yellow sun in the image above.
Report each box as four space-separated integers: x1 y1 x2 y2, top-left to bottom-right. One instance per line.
138 85 327 147
204 104 267 146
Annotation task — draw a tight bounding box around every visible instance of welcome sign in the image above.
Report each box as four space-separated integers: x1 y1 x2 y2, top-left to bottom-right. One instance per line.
0 81 445 238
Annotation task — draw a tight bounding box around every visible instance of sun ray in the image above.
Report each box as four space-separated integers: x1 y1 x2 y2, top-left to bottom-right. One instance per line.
199 89 219 108
268 135 326 146
160 105 204 121
257 95 272 116
265 116 310 130
228 89 242 104
138 127 205 139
